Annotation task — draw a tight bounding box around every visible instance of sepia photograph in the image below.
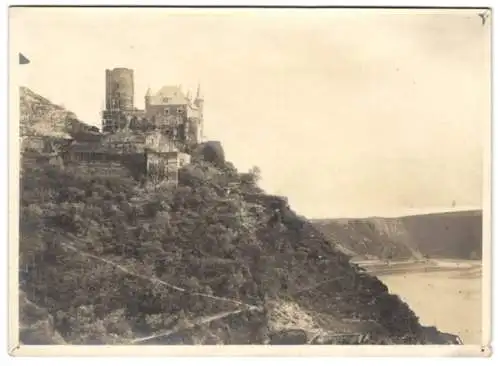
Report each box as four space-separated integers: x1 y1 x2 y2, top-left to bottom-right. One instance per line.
7 6 491 356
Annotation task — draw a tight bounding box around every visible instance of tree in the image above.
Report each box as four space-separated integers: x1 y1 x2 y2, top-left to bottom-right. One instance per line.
248 166 262 183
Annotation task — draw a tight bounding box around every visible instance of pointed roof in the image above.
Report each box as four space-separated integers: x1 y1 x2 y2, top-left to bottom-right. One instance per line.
149 85 188 105
195 83 204 101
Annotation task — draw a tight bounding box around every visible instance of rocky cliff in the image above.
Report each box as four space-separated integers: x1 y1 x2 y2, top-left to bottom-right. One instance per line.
312 210 482 260
20 86 97 138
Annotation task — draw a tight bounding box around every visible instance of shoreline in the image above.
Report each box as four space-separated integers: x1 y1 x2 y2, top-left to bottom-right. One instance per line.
353 259 482 277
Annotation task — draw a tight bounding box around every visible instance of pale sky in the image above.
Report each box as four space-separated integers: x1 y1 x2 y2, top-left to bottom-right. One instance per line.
10 8 490 218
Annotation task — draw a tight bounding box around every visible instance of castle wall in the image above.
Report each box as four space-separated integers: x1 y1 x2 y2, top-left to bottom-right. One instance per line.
145 104 187 121
100 130 181 154
62 151 147 180
65 160 132 178
144 131 178 152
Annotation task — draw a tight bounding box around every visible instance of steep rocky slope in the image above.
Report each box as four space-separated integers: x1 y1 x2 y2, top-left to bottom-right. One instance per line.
20 86 98 138
312 218 416 261
312 210 482 261
18 151 464 345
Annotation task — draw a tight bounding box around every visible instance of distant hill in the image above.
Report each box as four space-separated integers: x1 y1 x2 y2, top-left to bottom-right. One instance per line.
400 210 482 259
20 86 98 139
312 210 482 261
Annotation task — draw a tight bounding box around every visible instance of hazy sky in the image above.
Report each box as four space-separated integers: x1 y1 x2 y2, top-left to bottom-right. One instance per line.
11 8 490 218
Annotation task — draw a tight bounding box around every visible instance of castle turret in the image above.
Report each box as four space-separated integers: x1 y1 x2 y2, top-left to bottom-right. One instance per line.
194 83 204 141
194 83 204 110
145 87 152 109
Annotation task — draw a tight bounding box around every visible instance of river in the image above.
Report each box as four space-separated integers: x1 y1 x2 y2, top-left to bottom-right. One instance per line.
374 261 482 344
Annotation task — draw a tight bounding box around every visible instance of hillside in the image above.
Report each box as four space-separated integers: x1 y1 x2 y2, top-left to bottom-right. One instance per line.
18 146 466 345
401 211 482 259
19 291 66 345
312 210 482 261
20 86 98 138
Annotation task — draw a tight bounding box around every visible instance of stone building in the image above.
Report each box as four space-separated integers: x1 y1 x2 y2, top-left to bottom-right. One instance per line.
59 67 201 183
146 149 191 183
61 140 191 182
62 145 143 179
101 68 204 150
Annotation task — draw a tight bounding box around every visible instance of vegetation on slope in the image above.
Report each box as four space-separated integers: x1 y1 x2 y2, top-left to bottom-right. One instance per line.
19 153 429 345
19 290 66 345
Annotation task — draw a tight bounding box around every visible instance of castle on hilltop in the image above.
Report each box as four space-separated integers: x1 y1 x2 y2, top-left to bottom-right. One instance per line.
101 68 204 147
59 67 206 183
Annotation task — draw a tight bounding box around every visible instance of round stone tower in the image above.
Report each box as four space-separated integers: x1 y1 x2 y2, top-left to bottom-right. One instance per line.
105 68 134 111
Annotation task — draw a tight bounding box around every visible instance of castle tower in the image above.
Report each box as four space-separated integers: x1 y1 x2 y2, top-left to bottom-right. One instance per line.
103 67 135 133
105 68 134 111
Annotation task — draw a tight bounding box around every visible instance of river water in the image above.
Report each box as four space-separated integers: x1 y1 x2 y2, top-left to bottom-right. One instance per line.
377 262 482 344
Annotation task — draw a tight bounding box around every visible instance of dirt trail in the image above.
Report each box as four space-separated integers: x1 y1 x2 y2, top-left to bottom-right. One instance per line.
60 233 261 311
129 308 254 344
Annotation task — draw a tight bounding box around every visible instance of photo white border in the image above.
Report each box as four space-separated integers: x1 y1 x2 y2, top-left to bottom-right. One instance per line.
3 0 496 361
